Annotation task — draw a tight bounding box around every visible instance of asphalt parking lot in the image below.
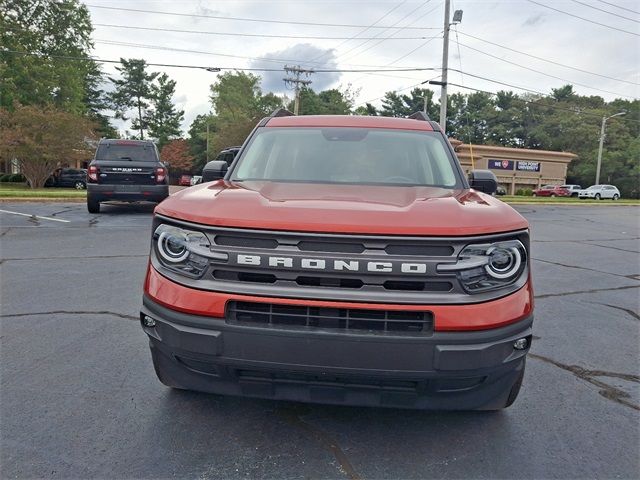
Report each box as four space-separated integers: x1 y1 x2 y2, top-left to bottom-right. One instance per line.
1 201 638 479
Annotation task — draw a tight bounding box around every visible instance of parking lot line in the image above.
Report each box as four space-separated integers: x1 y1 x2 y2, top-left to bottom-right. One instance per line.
0 208 71 223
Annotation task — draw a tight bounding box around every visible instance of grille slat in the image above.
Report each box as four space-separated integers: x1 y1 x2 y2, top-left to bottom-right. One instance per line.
227 301 433 336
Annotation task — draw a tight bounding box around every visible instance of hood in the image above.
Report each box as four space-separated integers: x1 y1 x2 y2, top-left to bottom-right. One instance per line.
156 180 528 236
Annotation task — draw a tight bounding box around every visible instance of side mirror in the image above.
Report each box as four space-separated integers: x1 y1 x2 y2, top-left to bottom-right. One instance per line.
468 170 498 194
202 160 228 182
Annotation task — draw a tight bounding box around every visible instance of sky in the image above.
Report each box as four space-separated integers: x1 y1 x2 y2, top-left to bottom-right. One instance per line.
85 0 640 135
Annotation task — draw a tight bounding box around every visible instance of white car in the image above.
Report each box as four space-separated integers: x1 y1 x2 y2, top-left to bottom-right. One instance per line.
190 175 202 186
560 184 582 197
578 185 620 200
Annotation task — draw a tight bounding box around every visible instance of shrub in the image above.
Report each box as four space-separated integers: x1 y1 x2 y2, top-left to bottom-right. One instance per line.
0 173 25 182
515 188 524 196
523 188 533 196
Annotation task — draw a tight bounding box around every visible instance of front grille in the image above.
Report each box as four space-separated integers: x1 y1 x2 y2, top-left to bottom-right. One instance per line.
227 301 434 336
153 216 529 304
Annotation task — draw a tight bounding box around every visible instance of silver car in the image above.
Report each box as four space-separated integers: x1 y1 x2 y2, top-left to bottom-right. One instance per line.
578 185 621 200
560 184 582 197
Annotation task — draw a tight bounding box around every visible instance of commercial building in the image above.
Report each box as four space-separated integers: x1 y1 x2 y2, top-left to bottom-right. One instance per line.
451 139 577 194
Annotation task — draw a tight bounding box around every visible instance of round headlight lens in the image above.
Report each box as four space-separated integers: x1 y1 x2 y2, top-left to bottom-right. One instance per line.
158 231 189 263
485 245 522 279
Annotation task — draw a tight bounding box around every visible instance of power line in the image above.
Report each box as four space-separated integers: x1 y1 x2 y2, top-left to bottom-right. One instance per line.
1 49 439 74
340 1 443 64
457 31 638 86
594 0 640 15
335 0 433 63
566 0 640 22
84 3 441 30
93 22 434 40
526 0 640 36
308 0 408 64
457 41 636 99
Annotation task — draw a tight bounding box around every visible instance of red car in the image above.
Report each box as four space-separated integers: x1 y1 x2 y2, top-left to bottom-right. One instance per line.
140 110 533 410
532 185 570 197
178 175 192 187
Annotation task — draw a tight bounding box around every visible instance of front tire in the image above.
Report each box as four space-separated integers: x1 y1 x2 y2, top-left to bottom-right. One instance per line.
595 193 601 200
87 196 100 214
613 194 619 200
532 193 537 197
550 193 556 198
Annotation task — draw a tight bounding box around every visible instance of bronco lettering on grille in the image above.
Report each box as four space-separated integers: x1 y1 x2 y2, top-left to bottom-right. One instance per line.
236 254 428 274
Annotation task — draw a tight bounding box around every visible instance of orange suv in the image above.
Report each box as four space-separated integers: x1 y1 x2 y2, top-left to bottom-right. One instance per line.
140 110 533 410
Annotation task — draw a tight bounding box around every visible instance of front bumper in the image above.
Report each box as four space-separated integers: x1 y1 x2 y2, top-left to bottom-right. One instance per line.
141 295 532 410
88 183 168 202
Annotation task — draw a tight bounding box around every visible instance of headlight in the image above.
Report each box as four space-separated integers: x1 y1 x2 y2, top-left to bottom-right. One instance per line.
153 224 222 277
437 239 527 293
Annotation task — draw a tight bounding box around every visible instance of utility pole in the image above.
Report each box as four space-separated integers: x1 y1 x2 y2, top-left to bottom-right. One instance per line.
206 123 210 162
438 3 463 133
439 0 451 132
283 65 313 115
595 111 626 185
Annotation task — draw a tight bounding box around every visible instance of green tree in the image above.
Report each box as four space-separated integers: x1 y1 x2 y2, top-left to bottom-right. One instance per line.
147 73 184 149
0 105 96 188
187 113 214 171
109 58 158 139
379 88 439 119
0 0 98 114
208 72 284 154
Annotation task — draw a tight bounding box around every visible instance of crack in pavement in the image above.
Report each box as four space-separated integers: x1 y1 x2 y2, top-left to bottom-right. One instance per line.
0 310 138 321
591 302 640 321
535 284 639 299
1 254 148 262
0 227 12 237
581 242 640 254
50 207 77 217
530 353 640 411
276 405 362 480
532 257 635 279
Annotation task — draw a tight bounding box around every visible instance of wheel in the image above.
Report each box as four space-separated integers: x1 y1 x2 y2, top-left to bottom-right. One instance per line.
550 193 556 198
74 181 86 190
613 194 619 201
532 192 537 197
87 196 100 213
572 192 578 197
595 193 601 200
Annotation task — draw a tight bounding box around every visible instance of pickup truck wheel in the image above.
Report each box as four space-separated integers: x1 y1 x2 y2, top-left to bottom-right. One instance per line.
87 196 100 214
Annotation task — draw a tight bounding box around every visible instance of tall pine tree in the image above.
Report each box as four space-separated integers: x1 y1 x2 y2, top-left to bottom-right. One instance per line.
108 58 158 139
147 73 184 149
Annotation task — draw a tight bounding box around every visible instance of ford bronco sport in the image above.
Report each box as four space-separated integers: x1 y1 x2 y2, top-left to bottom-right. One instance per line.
87 139 169 213
140 110 533 410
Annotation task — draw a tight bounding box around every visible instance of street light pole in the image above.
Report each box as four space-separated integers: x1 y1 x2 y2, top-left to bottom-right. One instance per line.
595 112 625 185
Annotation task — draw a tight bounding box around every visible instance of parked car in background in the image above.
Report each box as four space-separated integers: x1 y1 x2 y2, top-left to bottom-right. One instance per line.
560 184 582 197
578 185 620 200
86 139 169 214
215 146 242 166
45 168 87 189
179 175 192 187
495 185 507 196
190 175 202 186
532 185 570 197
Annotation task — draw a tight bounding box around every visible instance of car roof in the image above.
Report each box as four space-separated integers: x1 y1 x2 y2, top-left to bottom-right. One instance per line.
98 139 156 146
266 115 435 131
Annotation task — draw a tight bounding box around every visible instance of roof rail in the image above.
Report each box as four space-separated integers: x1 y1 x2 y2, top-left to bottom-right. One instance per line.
271 108 295 117
407 111 431 121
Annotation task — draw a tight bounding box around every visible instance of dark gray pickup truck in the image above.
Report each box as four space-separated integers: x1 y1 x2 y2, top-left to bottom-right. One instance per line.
86 139 169 213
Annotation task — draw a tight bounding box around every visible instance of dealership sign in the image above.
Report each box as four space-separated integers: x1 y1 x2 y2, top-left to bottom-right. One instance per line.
488 159 514 170
516 161 541 172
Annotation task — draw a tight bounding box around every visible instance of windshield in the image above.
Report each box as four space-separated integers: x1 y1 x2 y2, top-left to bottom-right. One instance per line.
96 144 158 162
232 127 461 187
587 186 599 190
